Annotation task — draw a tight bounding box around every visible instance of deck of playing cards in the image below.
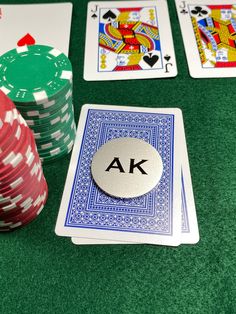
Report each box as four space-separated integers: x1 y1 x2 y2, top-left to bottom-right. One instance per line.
55 105 199 246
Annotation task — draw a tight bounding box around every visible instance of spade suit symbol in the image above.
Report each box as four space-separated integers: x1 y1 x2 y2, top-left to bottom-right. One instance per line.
143 53 159 67
103 10 117 22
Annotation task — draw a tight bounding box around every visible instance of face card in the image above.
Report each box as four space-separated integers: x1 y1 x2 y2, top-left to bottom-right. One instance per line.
176 0 236 78
55 105 182 246
0 3 72 56
71 119 200 246
84 1 177 80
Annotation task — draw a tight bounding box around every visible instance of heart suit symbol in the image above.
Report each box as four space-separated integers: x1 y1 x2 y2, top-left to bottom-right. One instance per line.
17 33 35 47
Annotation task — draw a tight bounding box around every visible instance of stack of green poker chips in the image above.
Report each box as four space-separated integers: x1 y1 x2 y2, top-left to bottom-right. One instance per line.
0 44 76 163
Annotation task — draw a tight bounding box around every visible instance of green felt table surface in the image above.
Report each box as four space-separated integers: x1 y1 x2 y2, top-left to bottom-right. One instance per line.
1 0 236 313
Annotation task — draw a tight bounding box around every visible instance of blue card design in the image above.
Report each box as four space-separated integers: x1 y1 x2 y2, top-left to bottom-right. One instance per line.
84 1 177 80
55 105 182 246
72 171 196 245
71 116 199 245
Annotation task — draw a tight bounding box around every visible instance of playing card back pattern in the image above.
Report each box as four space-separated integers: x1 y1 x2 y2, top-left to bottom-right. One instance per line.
189 4 236 68
65 109 175 236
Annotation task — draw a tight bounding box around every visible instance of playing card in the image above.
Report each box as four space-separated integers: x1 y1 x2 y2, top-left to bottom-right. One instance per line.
176 0 236 78
84 1 177 80
0 3 72 56
71 117 200 246
55 105 182 246
72 170 199 245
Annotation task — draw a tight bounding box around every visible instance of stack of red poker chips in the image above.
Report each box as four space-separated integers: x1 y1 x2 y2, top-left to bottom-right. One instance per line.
0 91 48 231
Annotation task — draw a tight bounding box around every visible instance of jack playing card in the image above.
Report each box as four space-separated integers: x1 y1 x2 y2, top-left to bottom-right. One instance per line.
84 1 177 80
176 0 236 78
55 105 183 246
0 3 72 56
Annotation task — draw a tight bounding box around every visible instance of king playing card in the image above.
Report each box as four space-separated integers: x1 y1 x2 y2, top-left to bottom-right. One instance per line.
84 1 177 80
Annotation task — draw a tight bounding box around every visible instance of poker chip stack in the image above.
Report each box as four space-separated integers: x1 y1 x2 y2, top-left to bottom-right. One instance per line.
0 44 76 163
0 91 48 231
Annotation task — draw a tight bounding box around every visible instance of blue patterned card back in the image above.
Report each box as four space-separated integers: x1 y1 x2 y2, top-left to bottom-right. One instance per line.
56 105 182 245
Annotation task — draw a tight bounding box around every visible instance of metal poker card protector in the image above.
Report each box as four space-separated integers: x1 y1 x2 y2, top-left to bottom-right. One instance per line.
91 137 163 198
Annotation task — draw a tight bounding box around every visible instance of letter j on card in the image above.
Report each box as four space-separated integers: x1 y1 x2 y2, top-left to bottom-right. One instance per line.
84 1 177 80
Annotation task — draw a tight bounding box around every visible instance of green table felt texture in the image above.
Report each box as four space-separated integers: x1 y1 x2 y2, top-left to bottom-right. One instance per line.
1 0 236 313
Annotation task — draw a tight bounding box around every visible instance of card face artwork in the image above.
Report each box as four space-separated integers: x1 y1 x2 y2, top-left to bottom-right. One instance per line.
55 105 182 246
176 0 236 77
0 3 73 56
84 1 177 80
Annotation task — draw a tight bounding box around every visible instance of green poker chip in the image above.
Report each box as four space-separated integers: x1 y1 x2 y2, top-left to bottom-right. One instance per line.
0 45 72 104
33 111 74 139
25 98 73 128
37 121 76 151
0 44 76 163
34 118 76 147
38 128 76 156
15 84 73 113
40 139 75 164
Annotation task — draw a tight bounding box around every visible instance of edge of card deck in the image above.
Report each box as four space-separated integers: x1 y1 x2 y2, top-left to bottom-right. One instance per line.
179 117 199 244
55 104 182 246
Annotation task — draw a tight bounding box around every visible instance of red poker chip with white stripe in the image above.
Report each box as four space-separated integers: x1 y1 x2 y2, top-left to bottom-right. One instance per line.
0 158 44 208
0 153 41 189
0 166 43 200
0 147 41 192
0 90 48 231
1 181 48 225
0 109 28 153
0 125 29 170
0 191 48 230
0 179 48 223
0 173 45 219
0 130 35 178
